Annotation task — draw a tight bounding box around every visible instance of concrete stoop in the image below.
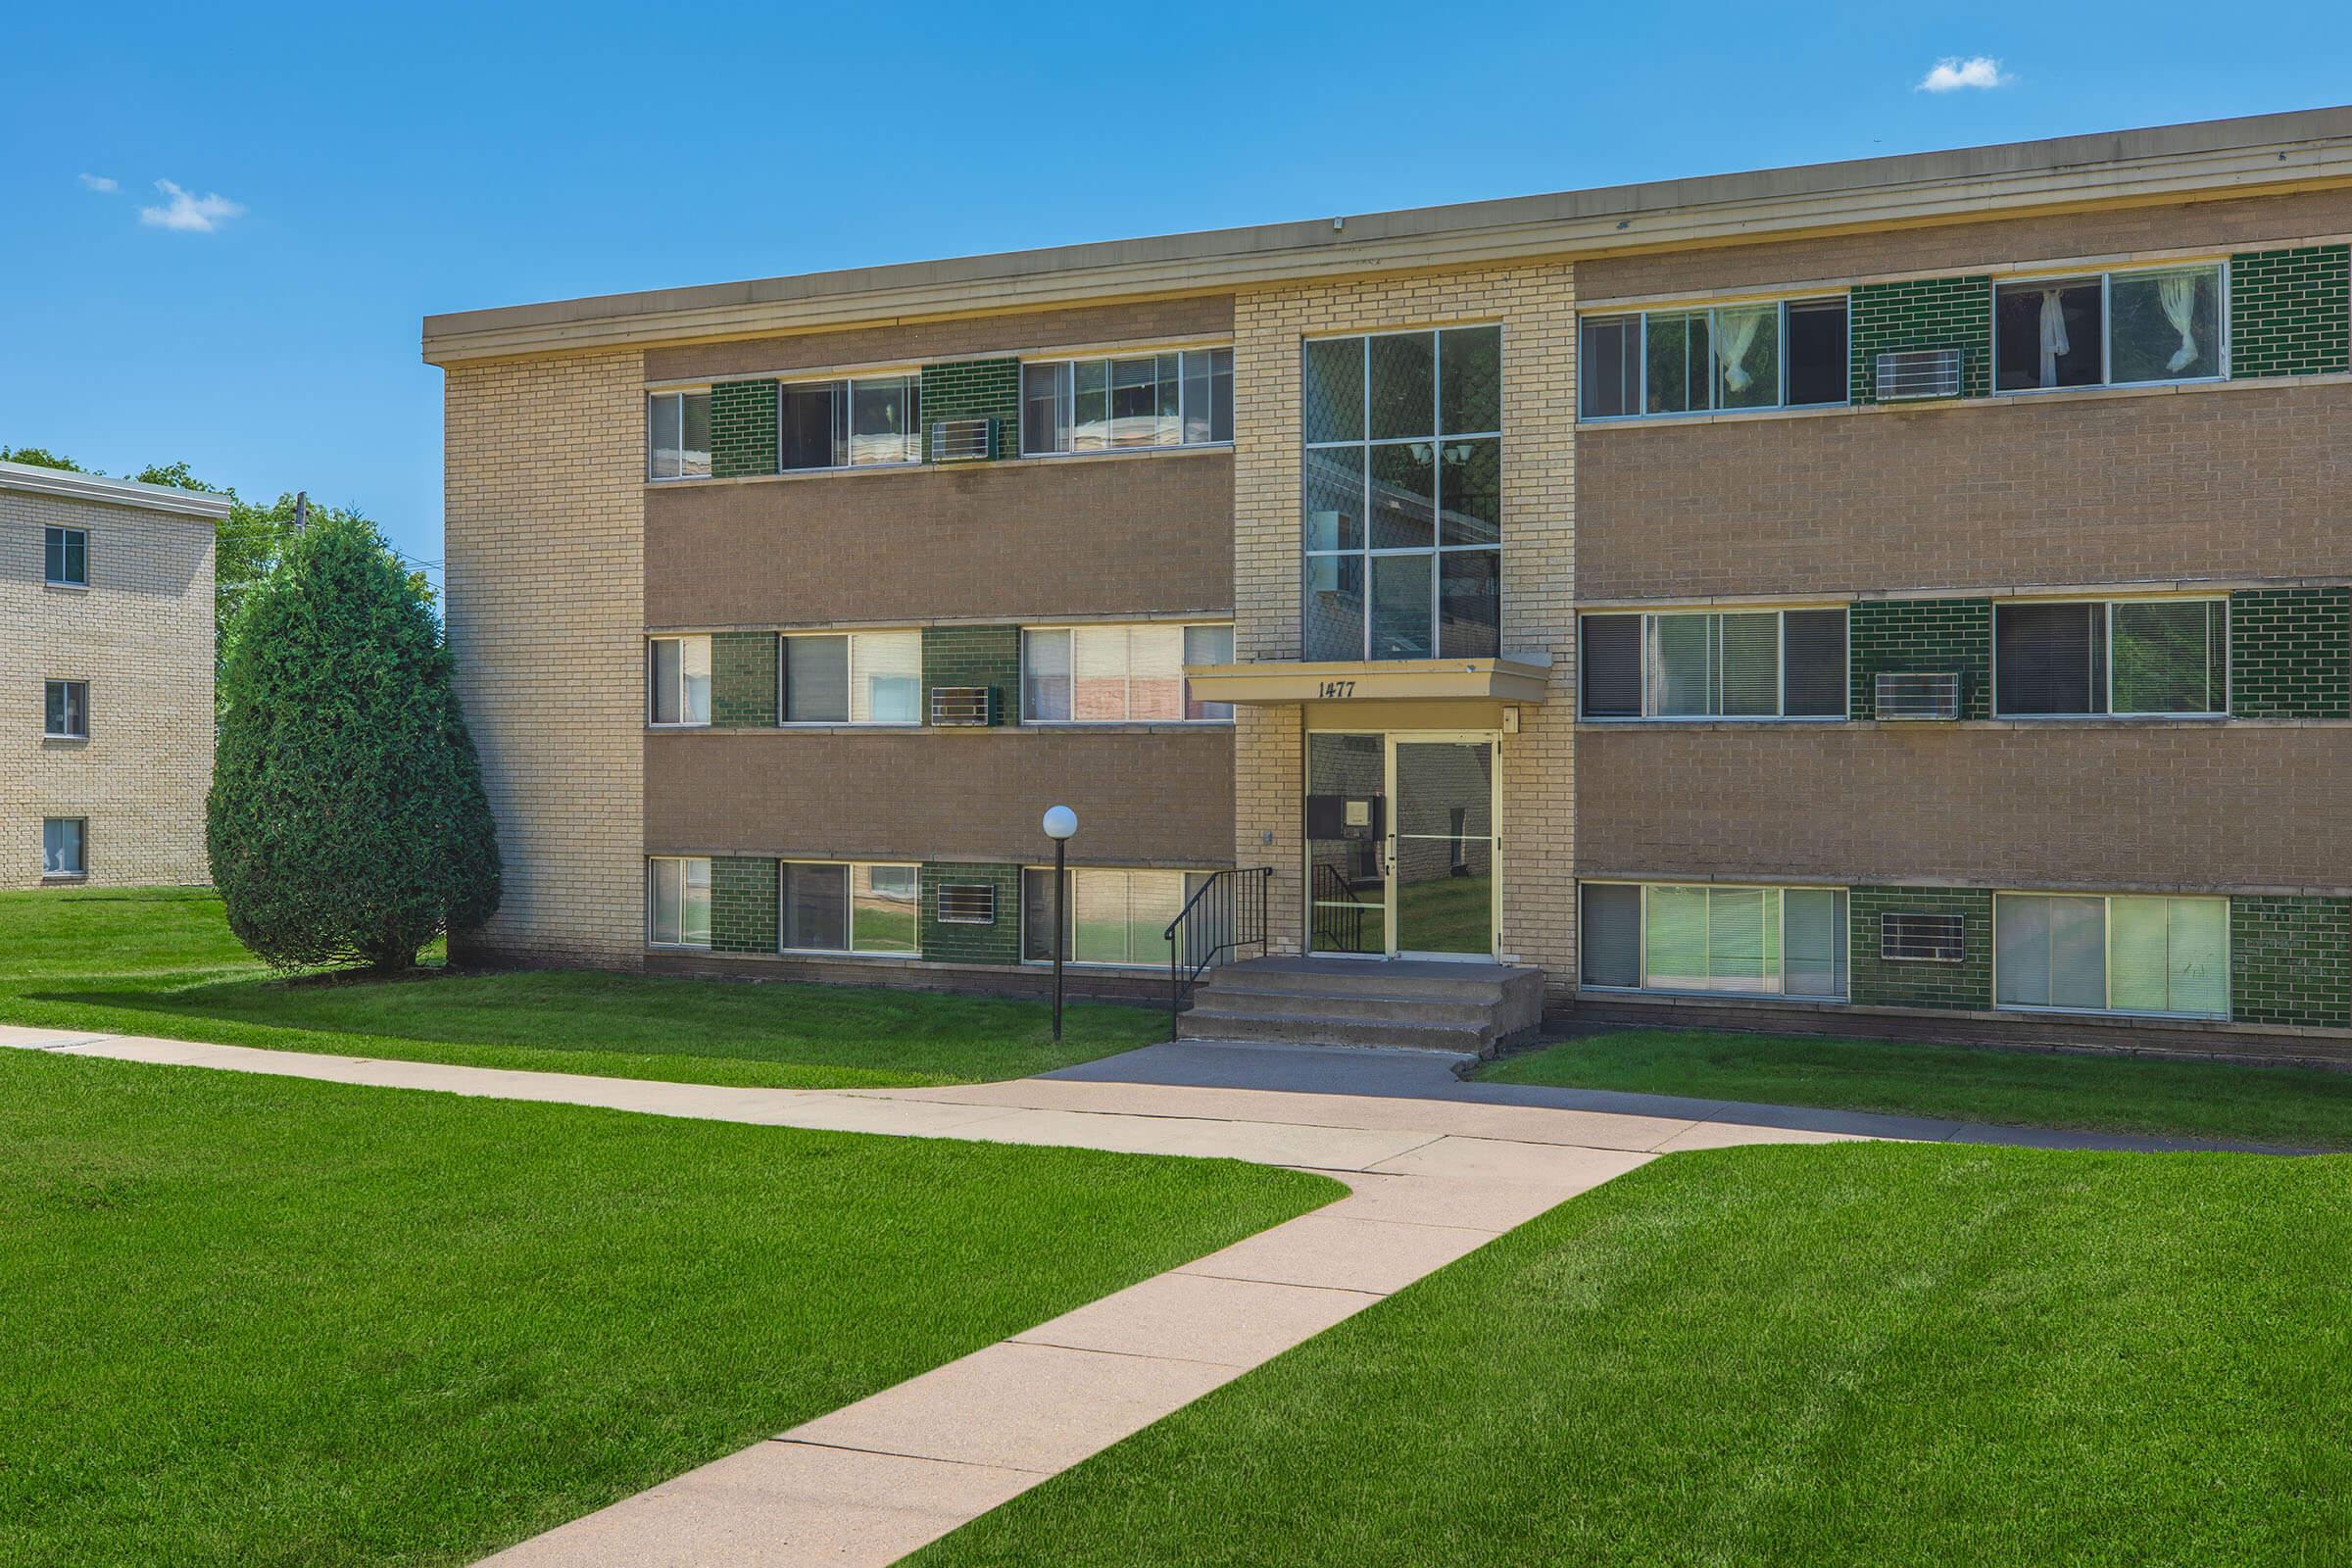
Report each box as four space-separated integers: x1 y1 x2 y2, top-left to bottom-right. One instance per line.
1177 956 1545 1056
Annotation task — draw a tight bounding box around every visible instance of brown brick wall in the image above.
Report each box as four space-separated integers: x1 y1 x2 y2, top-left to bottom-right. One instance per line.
644 728 1234 867
645 296 1236 383
1576 724 2352 894
1578 185 2352 300
646 452 1233 628
1578 380 2352 600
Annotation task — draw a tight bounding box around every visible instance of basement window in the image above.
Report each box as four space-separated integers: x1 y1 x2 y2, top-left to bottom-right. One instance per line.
1994 893 2229 1018
43 817 85 878
1022 866 1213 967
1580 882 1848 999
781 861 920 956
646 857 710 948
1992 599 2226 717
1993 264 2224 392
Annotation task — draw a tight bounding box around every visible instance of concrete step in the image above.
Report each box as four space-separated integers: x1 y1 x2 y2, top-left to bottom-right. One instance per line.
1179 957 1546 1055
1182 986 1503 1027
1175 1009 1499 1054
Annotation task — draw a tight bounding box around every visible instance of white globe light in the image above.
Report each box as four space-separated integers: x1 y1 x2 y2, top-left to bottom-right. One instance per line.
1042 806 1079 841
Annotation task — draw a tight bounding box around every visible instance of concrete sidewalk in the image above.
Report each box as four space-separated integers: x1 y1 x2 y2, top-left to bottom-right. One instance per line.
0 1023 1988 1566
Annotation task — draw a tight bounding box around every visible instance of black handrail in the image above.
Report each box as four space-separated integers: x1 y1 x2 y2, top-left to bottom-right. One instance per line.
1163 866 1275 1041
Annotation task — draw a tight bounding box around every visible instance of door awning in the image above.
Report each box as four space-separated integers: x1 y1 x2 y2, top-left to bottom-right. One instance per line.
1184 656 1552 706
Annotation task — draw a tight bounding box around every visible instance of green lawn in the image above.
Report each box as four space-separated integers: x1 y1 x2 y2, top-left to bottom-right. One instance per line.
1 1050 1335 1567
918 1142 2352 1566
0 886 1162 1088
1480 1026 2352 1150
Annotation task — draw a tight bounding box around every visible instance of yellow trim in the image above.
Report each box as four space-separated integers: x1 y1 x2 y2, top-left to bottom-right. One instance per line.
1186 658 1552 706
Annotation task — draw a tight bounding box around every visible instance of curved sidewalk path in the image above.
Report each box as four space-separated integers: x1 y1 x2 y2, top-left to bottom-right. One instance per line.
0 1024 2252 1566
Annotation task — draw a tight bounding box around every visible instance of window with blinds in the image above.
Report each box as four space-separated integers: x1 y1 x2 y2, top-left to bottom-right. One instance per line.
1994 599 2226 716
1994 893 2229 1018
1580 609 1846 718
783 631 923 724
1579 882 1847 999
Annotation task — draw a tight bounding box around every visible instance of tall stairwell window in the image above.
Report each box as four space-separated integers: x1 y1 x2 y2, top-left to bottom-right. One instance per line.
1302 326 1500 661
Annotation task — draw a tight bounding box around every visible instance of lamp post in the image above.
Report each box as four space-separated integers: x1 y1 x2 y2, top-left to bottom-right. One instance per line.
1042 807 1078 1042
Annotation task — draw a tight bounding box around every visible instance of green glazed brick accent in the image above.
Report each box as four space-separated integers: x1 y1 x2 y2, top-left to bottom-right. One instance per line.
921 624 1021 725
710 379 779 478
711 632 780 727
2230 896 2352 1029
919 862 1024 964
1848 887 1993 1011
710 857 780 955
919 359 1021 462
2229 245 2350 380
2229 587 2350 719
1849 599 1992 720
1848 275 1991 403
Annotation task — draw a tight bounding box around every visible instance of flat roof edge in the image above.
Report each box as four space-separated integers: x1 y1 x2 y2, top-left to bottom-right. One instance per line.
423 106 2352 365
0 461 234 520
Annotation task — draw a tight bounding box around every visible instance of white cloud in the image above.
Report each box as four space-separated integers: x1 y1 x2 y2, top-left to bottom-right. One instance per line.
78 172 120 193
138 179 245 233
1917 56 2013 92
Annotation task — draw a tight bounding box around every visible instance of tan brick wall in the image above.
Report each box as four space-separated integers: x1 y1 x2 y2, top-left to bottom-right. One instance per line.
1229 265 1577 978
646 451 1232 629
1577 185 2352 301
443 351 646 966
0 490 213 888
645 296 1235 383
1579 379 2352 601
645 727 1233 867
1577 724 2352 894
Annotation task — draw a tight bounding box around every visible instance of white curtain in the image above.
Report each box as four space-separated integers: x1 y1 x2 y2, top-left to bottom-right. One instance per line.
1718 307 1767 393
2037 289 2071 386
2158 274 2200 372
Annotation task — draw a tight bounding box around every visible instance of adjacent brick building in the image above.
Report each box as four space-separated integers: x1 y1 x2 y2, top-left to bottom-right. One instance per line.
426 107 2352 1063
1 461 221 889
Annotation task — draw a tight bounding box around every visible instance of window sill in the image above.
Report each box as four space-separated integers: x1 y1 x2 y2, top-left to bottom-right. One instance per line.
1576 368 2352 432
649 442 1231 491
40 734 89 747
1579 983 1848 1004
1989 374 2226 400
43 580 90 593
40 873 89 885
645 722 711 732
1994 1003 2229 1024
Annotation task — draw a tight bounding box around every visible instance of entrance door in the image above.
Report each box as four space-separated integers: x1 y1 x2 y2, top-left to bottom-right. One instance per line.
1389 737 1496 958
1305 732 1497 959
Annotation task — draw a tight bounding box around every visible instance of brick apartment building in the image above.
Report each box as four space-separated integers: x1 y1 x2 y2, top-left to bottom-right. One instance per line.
425 108 2352 1063
2 460 221 889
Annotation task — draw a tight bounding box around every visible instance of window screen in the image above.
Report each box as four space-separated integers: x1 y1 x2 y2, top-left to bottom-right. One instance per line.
1994 894 2108 1009
783 862 850 951
785 636 850 723
852 865 920 954
851 631 923 724
1579 316 1641 418
1786 299 1849 406
647 858 711 947
1995 280 2103 391
1996 603 2106 715
1782 609 1848 716
1580 614 1642 717
1580 883 1641 987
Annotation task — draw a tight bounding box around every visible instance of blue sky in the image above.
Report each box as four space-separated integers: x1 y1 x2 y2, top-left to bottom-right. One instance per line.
5 1 2349 578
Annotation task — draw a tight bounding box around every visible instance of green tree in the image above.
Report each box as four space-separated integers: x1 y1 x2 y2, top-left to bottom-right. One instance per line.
0 444 88 471
208 514 499 970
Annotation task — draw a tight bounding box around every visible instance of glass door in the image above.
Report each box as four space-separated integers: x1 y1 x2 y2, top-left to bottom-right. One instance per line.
1389 737 1497 957
1306 733 1387 955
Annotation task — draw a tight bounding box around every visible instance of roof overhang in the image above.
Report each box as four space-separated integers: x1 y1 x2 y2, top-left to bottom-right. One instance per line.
1187 657 1553 706
422 108 2352 366
0 461 232 520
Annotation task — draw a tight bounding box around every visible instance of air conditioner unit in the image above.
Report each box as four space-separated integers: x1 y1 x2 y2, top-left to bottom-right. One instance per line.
1881 911 1966 963
929 417 996 463
929 686 998 727
1875 671 1962 720
1875 348 1964 401
937 883 998 925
